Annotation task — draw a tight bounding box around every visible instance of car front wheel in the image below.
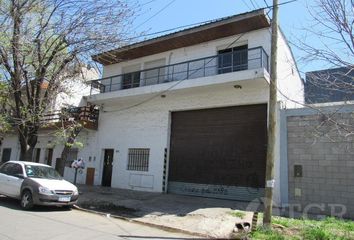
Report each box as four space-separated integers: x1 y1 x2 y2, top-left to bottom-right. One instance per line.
21 190 34 210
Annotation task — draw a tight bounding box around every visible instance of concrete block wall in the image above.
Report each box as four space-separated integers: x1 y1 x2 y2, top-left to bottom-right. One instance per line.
286 106 354 218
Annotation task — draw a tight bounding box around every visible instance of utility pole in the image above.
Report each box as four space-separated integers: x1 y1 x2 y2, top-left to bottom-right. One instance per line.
263 0 278 228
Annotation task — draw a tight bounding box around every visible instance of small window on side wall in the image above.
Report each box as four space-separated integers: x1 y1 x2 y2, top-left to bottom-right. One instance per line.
127 148 150 172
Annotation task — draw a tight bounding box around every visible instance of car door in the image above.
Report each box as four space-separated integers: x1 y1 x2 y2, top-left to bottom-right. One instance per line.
0 163 13 196
5 163 25 198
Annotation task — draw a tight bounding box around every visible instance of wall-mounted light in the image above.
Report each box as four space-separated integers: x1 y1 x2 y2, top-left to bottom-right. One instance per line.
233 85 242 89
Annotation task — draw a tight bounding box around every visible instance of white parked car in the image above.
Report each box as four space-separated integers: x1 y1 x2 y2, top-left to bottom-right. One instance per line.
0 161 79 209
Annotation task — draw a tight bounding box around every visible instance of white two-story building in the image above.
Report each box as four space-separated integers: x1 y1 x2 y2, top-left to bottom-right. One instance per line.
0 10 303 204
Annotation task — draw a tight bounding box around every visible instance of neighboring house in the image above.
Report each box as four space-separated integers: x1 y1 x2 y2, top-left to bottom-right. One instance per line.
0 10 303 204
0 66 99 172
52 66 100 110
305 67 354 104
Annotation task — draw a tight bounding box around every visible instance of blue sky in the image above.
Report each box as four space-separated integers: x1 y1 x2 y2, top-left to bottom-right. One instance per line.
132 0 325 75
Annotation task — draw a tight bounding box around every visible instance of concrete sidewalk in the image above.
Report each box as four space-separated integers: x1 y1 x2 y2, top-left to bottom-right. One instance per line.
76 185 256 238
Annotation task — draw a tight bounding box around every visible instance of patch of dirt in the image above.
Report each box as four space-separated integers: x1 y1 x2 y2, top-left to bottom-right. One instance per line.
273 225 302 237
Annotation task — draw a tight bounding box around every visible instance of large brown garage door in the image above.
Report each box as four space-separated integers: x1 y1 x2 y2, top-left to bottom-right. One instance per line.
168 104 267 201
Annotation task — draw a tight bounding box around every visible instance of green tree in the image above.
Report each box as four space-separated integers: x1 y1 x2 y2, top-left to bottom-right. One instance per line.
0 81 11 137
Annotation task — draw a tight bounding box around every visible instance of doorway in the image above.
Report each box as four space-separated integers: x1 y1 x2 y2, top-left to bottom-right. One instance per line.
86 168 95 186
101 149 114 187
33 148 41 163
1 148 11 162
45 148 54 166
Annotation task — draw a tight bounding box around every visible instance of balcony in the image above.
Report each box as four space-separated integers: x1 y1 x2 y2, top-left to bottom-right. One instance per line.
90 47 269 95
40 106 99 130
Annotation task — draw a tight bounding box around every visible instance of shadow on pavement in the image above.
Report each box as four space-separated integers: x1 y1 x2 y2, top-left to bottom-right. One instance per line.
76 185 258 218
0 195 71 212
117 235 203 239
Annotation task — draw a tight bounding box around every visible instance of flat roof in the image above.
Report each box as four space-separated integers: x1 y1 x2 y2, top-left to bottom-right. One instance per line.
92 9 270 65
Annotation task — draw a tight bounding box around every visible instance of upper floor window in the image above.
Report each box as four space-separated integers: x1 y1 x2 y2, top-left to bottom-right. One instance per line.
143 59 166 86
122 64 141 89
122 72 140 89
218 45 248 74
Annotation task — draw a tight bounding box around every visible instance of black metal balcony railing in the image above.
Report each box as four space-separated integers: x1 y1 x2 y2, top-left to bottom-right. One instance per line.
90 47 269 95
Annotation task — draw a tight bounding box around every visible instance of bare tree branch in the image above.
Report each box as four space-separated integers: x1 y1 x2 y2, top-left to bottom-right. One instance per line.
0 0 139 161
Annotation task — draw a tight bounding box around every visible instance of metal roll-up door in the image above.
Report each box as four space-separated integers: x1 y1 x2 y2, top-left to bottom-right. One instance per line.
168 104 267 201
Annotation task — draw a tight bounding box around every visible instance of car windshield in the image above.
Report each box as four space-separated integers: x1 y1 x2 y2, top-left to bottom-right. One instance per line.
24 165 62 180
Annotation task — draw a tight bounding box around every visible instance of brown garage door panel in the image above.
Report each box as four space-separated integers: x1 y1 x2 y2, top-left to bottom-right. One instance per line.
169 104 267 188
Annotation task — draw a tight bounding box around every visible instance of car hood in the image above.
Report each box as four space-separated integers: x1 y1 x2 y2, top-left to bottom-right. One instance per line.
31 178 77 191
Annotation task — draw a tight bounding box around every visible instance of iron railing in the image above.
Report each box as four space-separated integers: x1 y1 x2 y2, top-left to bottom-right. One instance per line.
90 46 269 94
41 106 99 125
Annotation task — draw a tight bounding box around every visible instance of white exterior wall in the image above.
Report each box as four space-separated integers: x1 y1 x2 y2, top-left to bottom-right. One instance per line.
93 81 269 192
102 29 272 78
95 28 274 192
272 29 304 205
53 67 99 110
276 30 304 108
62 130 100 184
0 135 20 161
0 129 98 185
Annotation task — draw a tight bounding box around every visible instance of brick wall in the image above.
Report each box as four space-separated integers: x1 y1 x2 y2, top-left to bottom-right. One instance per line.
287 111 354 218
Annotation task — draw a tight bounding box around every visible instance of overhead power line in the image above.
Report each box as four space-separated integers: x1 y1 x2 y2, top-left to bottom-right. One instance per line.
121 0 298 42
134 0 176 30
242 0 252 10
250 0 261 9
99 0 298 113
139 0 159 7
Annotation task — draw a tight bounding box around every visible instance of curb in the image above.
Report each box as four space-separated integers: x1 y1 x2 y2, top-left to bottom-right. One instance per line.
73 205 214 239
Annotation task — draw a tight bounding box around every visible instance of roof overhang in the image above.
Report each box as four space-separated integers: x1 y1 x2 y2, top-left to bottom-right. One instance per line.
92 9 270 65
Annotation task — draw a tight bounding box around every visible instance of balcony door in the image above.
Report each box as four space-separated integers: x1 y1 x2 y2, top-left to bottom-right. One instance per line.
122 64 141 89
122 72 140 89
218 44 248 74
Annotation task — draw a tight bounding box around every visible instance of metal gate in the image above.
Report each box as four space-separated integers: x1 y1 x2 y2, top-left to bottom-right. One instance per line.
168 104 267 201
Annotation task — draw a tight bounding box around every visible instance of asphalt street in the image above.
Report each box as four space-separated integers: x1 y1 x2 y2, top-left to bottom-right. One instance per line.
0 196 198 240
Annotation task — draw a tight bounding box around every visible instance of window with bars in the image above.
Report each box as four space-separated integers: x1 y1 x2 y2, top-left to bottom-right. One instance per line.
127 148 150 172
